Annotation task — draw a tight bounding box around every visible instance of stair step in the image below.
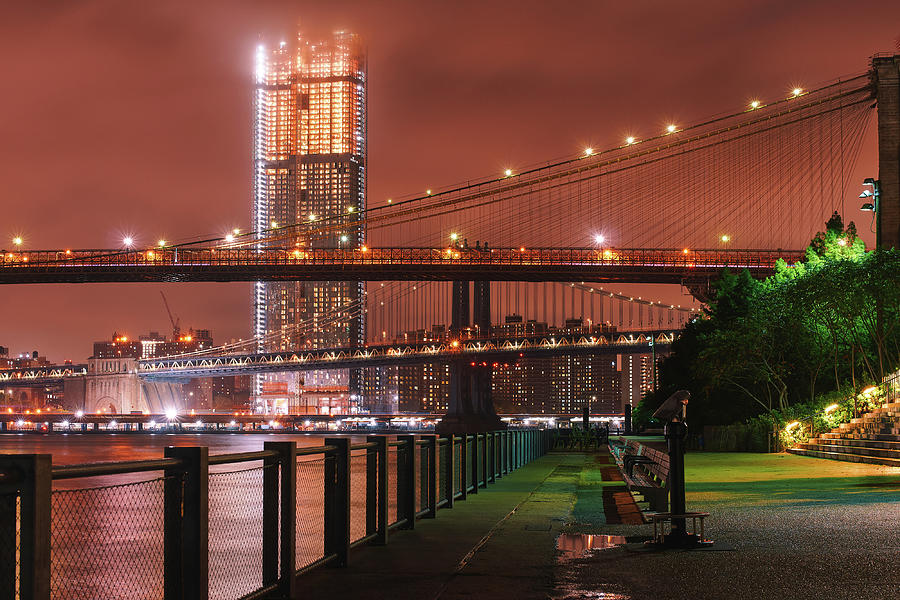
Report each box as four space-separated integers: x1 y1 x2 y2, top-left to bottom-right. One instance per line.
821 434 900 443
791 398 900 465
809 437 900 450
787 448 900 467
798 442 900 459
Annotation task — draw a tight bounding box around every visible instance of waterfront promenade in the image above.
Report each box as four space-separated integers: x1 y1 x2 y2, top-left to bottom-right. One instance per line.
303 449 900 599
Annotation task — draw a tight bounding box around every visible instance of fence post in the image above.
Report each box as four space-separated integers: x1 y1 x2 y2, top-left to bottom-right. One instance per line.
1 455 51 600
263 441 296 598
459 435 468 500
444 436 455 508
470 434 480 494
164 446 208 600
324 437 350 567
427 435 438 517
366 436 384 544
398 435 417 529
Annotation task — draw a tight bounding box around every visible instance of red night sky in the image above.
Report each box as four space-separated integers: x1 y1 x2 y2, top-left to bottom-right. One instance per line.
1 0 898 362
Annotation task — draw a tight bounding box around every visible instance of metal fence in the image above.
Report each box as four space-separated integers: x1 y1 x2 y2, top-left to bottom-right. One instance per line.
0 430 553 600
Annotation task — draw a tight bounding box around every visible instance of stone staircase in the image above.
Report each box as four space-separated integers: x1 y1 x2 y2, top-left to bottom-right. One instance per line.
788 401 900 467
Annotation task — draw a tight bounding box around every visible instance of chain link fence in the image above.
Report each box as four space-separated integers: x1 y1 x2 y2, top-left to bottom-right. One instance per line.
349 452 368 543
466 438 474 490
390 445 403 525
50 478 166 600
454 441 462 497
439 442 449 504
208 465 269 600
296 457 326 570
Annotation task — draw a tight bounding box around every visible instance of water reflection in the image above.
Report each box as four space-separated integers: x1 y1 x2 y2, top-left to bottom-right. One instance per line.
556 533 626 562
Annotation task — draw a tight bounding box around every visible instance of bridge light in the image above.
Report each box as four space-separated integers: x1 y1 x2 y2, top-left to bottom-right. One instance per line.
75 410 83 418
625 136 635 145
387 198 392 204
791 87 803 97
233 228 240 235
157 239 166 247
308 214 317 221
12 236 23 246
720 234 730 243
225 234 234 242
122 236 134 248
340 235 348 243
426 189 432 195
271 221 278 228
683 248 690 254
504 168 513 177
666 124 677 134
749 100 760 109
361 245 368 252
165 408 177 421
347 206 356 213
584 147 594 156
594 234 605 245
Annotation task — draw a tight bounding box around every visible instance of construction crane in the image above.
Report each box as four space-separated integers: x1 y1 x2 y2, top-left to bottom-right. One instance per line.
159 291 181 339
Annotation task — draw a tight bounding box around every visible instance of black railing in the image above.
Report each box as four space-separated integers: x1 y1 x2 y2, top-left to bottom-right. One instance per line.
1 429 553 600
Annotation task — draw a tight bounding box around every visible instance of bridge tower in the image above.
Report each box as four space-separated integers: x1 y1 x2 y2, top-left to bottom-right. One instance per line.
438 281 505 434
872 54 900 250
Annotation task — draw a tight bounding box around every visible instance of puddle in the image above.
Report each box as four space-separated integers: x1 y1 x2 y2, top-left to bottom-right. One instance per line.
553 591 630 600
556 533 627 562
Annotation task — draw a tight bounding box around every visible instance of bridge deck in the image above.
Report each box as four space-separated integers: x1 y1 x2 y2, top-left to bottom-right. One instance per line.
0 247 802 284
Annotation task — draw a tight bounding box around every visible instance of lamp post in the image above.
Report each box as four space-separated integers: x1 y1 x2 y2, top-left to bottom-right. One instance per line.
859 177 881 248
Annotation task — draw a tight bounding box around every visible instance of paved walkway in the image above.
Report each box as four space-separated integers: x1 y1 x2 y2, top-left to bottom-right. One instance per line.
298 451 900 600
299 452 636 599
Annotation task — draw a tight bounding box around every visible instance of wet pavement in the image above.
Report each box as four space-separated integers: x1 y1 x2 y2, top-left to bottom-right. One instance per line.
298 450 900 599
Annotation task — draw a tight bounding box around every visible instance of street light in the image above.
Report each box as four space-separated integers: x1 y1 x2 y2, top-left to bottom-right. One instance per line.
859 178 881 247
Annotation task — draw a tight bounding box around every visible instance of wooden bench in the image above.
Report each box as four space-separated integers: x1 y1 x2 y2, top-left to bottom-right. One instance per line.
613 439 670 512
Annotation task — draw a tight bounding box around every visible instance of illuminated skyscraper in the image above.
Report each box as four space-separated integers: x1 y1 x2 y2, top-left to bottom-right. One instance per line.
253 31 366 408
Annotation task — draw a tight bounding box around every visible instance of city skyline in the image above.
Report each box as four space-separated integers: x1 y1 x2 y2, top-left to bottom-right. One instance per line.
2 1 896 360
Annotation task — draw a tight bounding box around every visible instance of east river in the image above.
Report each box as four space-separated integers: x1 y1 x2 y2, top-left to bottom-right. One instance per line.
2 432 383 600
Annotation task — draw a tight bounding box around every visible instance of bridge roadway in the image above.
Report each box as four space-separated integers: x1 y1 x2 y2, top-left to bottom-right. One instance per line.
0 330 675 383
0 246 802 284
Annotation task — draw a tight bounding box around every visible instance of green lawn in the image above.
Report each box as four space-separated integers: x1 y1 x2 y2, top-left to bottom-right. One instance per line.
684 451 900 506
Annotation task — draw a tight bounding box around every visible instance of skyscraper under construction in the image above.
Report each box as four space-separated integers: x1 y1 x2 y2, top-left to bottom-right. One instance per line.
252 31 366 409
